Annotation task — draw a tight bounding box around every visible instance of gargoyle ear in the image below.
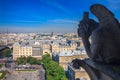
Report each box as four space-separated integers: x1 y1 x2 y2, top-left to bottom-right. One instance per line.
83 12 89 19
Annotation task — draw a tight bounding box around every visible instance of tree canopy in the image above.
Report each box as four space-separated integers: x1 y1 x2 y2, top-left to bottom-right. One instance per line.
42 54 67 80
17 56 41 65
16 54 67 80
1 48 11 57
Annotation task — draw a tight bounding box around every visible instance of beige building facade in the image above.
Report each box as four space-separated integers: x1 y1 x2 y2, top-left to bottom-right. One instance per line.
51 41 77 54
56 50 88 70
59 54 88 70
13 42 50 60
13 42 32 60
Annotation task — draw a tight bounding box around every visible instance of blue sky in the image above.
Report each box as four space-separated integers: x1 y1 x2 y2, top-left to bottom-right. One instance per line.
0 0 120 33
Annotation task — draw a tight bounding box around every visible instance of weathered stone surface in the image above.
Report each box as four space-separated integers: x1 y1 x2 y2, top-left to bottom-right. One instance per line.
72 59 120 80
77 12 98 58
76 4 120 80
85 59 120 80
78 4 120 64
90 4 120 63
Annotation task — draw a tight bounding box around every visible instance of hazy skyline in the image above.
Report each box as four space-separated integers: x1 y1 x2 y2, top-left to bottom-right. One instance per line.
0 0 120 33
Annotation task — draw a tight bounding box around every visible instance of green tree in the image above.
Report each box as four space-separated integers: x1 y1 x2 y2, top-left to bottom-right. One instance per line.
42 54 52 63
16 54 68 80
0 64 2 68
17 56 41 65
36 60 41 65
26 56 32 63
42 54 67 80
2 48 11 57
17 56 25 65
29 58 35 65
17 57 22 65
22 56 27 64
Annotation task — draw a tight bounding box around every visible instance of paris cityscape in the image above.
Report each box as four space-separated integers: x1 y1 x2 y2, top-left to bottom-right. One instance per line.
0 32 89 80
0 0 120 80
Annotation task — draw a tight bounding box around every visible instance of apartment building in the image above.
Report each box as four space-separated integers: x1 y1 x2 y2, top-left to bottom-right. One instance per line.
51 41 77 54
13 41 50 60
56 49 88 70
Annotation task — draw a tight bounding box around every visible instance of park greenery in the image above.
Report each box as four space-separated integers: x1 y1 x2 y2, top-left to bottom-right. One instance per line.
0 64 2 68
42 54 67 80
1 48 11 57
17 56 41 65
0 71 7 79
17 54 67 80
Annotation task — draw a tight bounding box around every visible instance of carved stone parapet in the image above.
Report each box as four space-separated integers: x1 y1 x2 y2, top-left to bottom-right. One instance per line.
72 58 120 80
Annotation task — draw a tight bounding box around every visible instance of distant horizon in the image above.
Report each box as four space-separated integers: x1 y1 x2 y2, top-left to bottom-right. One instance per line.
0 0 120 33
0 26 77 33
0 30 77 34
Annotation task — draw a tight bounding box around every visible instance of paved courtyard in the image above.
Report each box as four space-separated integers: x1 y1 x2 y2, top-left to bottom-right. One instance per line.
5 65 45 80
5 70 45 80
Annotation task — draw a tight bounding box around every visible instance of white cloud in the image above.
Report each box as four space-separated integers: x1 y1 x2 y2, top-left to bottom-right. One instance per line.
9 20 42 23
48 19 78 24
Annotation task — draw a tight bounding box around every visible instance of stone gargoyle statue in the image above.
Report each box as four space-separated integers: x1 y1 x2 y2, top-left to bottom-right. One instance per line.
78 4 120 64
